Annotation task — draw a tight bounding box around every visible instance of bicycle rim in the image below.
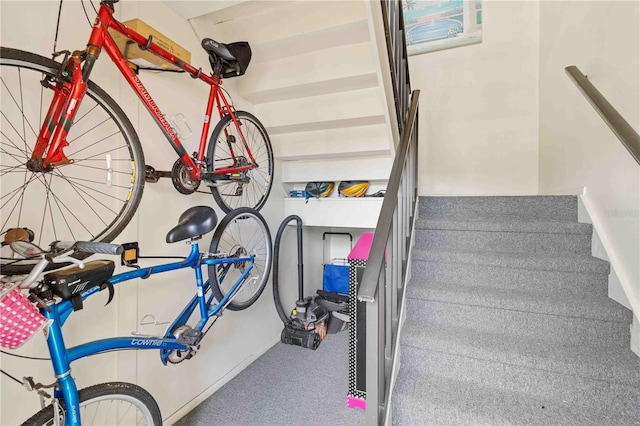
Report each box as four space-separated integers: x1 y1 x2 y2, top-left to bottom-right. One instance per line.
208 207 272 311
23 382 161 426
207 111 274 213
0 48 145 274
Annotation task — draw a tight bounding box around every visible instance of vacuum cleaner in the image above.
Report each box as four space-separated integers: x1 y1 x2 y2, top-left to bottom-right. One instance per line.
273 215 329 350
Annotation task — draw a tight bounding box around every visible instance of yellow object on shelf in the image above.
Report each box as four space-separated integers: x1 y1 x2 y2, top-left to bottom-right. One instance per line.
108 18 191 71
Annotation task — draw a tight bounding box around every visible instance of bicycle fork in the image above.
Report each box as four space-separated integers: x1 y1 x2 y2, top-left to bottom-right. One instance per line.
31 50 91 172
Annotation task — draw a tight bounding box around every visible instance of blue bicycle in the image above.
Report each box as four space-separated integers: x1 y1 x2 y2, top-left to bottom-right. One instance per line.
0 206 272 425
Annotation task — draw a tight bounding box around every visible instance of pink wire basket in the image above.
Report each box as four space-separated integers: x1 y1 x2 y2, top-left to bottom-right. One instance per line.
0 279 49 349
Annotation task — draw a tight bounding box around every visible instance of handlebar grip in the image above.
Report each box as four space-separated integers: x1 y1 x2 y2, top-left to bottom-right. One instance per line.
52 241 75 251
75 241 124 255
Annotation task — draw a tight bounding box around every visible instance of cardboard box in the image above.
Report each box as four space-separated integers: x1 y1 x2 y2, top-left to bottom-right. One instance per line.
108 19 191 70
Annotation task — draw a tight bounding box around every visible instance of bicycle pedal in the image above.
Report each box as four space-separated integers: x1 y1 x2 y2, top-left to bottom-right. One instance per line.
144 165 172 183
176 328 203 346
230 174 249 184
145 165 160 183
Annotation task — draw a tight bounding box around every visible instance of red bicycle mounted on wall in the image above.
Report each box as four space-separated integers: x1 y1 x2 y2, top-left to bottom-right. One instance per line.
0 0 274 274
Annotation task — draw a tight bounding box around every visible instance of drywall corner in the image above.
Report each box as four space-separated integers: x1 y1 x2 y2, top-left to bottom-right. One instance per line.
631 314 640 358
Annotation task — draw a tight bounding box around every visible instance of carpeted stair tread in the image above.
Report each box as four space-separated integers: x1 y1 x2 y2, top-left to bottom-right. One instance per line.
407 279 633 323
414 227 592 255
404 299 632 349
412 248 610 274
415 218 593 234
401 320 640 386
392 347 640 426
419 196 578 222
412 260 609 293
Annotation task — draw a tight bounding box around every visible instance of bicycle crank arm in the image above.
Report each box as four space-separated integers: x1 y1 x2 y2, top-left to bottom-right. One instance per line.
144 165 172 183
201 172 231 182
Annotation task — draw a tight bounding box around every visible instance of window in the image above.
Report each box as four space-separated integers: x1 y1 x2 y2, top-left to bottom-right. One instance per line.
403 0 483 55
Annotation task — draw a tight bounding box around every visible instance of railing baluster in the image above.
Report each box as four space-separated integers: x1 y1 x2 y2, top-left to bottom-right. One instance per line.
385 228 394 365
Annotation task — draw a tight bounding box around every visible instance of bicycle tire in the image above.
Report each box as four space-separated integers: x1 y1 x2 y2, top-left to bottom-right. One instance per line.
0 47 145 274
22 382 161 426
208 207 272 311
207 111 274 213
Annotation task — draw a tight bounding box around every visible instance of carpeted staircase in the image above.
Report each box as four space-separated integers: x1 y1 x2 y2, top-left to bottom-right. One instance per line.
392 196 640 425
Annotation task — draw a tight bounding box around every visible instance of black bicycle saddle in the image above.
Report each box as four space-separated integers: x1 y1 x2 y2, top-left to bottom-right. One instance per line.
166 206 218 243
201 38 252 79
201 38 236 61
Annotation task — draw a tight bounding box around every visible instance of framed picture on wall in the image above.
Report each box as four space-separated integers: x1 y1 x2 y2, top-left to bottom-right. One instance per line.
403 0 483 55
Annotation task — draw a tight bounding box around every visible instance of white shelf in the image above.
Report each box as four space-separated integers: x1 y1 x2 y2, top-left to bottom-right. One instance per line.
284 197 383 228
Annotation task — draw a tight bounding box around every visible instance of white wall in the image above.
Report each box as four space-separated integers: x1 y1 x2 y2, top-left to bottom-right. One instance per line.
1 2 122 423
409 1 540 196
0 2 284 424
538 1 639 317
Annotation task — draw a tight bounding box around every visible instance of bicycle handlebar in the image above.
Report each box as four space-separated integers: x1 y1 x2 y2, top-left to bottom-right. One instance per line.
18 241 123 288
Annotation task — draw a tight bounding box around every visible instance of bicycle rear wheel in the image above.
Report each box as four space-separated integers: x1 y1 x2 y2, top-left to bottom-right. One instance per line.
208 207 272 311
22 382 161 426
206 111 274 213
0 48 145 274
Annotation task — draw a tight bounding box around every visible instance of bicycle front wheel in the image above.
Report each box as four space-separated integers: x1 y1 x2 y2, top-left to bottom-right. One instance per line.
208 207 272 311
22 382 162 426
0 48 145 274
207 111 274 213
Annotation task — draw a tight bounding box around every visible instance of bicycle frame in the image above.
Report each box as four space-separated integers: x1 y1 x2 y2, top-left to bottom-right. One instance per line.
40 240 254 426
35 0 256 181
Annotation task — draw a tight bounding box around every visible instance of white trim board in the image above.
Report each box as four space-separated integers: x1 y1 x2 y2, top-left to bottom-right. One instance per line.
632 314 640 358
578 190 636 312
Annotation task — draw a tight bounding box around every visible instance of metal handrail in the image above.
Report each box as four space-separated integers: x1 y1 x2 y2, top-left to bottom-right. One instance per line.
358 90 419 302
565 66 640 165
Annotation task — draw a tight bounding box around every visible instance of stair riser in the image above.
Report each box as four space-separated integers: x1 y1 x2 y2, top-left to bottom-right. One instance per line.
419 196 578 222
414 228 592 255
411 260 608 293
403 299 631 348
273 124 391 161
255 87 385 129
282 155 392 182
415 218 593 235
239 42 376 97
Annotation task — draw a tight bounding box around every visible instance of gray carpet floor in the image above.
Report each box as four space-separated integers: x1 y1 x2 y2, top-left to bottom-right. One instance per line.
174 331 366 425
